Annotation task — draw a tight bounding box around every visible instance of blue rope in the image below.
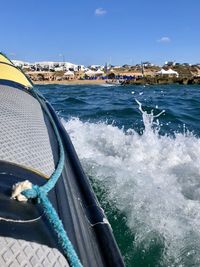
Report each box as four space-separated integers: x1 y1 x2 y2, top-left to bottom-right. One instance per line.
23 186 82 267
21 89 83 267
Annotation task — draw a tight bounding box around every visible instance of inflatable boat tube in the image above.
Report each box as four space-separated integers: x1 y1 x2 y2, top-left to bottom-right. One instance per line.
0 53 124 267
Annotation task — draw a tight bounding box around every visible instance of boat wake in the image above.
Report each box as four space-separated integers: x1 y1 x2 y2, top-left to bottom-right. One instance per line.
62 100 200 266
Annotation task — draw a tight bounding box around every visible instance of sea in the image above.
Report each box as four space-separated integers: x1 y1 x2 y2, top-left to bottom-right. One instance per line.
37 83 200 267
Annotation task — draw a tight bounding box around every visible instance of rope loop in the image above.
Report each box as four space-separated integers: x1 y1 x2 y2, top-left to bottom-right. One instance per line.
23 185 40 199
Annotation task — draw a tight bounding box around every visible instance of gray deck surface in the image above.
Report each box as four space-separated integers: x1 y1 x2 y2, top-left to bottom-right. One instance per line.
0 85 55 177
0 237 69 267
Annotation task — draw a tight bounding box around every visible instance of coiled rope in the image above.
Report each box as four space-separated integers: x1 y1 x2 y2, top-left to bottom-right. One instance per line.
11 89 83 267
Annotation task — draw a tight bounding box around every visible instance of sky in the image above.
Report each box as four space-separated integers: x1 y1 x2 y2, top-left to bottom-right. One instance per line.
0 0 199 66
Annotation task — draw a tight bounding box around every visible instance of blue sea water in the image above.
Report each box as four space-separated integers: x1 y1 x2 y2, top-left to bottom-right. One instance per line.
38 84 200 267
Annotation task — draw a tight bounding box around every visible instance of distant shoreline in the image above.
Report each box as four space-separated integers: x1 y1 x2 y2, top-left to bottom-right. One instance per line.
33 77 200 86
34 79 106 86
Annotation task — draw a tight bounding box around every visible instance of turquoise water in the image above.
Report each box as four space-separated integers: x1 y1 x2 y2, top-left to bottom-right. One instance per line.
38 84 200 267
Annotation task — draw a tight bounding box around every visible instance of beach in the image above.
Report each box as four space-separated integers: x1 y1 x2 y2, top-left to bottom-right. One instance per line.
27 64 200 86
34 79 106 85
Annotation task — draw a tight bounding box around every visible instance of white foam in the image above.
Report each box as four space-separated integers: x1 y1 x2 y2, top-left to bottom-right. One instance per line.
99 84 119 87
62 102 200 265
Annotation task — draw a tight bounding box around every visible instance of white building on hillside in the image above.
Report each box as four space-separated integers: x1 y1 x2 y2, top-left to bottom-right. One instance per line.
12 60 31 68
12 60 86 72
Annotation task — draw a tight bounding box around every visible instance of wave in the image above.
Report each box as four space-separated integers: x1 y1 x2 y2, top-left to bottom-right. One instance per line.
58 97 87 105
62 100 200 266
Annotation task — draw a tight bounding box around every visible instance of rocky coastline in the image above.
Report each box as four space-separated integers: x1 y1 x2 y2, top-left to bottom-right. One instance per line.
123 76 200 85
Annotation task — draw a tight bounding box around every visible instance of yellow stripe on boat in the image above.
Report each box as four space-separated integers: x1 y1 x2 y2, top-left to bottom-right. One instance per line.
0 53 14 65
0 62 32 88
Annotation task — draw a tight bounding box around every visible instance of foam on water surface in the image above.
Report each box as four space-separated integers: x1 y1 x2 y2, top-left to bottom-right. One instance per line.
62 100 200 266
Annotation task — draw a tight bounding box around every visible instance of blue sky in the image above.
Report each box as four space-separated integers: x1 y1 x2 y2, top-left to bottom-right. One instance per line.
1 0 199 65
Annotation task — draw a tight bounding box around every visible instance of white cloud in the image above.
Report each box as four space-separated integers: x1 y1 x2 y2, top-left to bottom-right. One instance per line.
157 37 171 43
95 8 107 16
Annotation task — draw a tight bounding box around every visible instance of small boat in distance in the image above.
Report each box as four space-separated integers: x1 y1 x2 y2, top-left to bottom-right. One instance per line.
106 79 123 85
